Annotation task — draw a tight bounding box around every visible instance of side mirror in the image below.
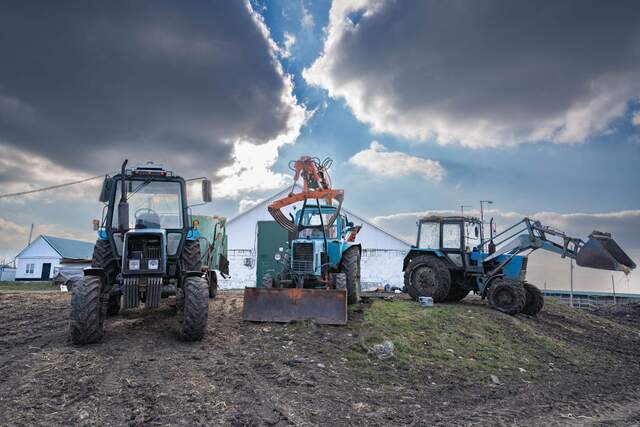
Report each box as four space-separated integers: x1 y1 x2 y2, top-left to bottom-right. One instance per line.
92 219 100 231
99 177 113 203
202 179 212 203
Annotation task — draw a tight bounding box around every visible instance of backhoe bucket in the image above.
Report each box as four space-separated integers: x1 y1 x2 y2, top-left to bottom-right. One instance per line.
576 231 636 272
242 288 347 325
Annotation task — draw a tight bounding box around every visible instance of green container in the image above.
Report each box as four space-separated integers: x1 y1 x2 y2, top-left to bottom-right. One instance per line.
192 215 228 271
256 221 289 287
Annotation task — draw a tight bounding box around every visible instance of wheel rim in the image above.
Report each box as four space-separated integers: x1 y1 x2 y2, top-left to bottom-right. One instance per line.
495 288 514 307
412 265 435 295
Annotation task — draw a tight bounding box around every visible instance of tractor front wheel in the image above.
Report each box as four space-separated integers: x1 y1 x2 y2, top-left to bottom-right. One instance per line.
180 276 209 341
340 247 361 305
404 255 451 303
70 276 104 345
487 278 526 314
521 283 544 315
181 240 202 273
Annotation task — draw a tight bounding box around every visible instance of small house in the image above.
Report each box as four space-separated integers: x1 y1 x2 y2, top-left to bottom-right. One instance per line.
15 235 94 281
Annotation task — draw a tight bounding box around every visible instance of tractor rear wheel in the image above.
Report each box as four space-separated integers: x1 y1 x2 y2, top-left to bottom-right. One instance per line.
180 276 209 341
404 255 451 303
70 276 104 345
522 283 544 315
487 278 526 314
261 273 274 288
446 285 470 302
181 240 202 273
91 240 120 316
340 247 361 305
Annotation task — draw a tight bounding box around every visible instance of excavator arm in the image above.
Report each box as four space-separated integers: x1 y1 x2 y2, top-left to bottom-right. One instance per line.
483 218 636 273
267 156 344 233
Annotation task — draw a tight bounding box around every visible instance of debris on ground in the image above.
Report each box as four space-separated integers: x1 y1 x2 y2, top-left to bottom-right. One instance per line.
369 340 395 360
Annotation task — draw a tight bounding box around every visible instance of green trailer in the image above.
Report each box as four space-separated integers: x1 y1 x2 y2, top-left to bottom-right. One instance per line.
255 221 289 287
193 215 229 298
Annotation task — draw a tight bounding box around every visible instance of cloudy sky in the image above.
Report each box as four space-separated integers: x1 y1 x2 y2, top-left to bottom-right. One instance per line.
1 0 639 292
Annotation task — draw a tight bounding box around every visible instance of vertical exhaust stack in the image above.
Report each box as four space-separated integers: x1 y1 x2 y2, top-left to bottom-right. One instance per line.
117 159 130 233
576 231 636 273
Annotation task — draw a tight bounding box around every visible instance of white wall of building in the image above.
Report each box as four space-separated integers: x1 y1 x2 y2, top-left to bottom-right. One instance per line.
15 237 62 280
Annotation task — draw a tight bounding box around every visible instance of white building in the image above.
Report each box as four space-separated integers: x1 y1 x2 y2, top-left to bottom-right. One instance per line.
220 187 411 289
15 235 94 281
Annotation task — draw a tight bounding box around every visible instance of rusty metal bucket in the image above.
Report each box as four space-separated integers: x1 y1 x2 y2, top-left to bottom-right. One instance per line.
242 287 347 325
576 231 636 272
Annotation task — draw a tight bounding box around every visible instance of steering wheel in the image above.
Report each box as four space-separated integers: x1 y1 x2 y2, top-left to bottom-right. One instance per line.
135 208 158 219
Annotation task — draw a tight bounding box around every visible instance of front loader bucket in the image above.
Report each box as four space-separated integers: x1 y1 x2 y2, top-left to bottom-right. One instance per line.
242 288 347 325
576 231 636 272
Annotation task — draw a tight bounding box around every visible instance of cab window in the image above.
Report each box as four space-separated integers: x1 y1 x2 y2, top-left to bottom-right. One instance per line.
442 223 461 249
419 222 439 249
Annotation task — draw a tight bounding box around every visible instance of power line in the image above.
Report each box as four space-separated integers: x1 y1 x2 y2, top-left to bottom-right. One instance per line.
0 175 104 199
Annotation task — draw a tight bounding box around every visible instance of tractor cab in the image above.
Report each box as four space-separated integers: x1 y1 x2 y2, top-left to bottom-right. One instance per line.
416 216 485 270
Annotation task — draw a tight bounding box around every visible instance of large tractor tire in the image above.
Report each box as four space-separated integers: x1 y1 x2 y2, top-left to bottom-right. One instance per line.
91 240 120 317
70 276 104 345
333 272 347 290
446 285 470 302
404 255 451 303
340 247 361 305
180 276 209 341
181 240 202 273
261 273 274 288
522 283 544 315
487 278 526 315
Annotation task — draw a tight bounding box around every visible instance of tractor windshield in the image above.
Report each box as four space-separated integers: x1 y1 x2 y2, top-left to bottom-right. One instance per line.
418 222 439 249
297 209 338 239
113 180 183 229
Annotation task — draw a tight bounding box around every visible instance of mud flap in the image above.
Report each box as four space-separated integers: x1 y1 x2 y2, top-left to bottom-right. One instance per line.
242 288 347 325
576 231 636 272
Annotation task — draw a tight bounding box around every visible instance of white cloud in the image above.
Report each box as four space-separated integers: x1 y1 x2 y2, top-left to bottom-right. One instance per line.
280 32 296 58
301 5 314 28
305 1 640 148
632 110 640 126
238 197 265 213
349 141 445 182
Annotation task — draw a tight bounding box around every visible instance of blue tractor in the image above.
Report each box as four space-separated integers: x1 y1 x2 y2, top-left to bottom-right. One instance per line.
70 160 219 344
243 156 362 325
403 215 636 314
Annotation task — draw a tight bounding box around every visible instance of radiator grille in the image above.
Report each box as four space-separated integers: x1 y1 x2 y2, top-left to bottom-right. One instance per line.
292 242 314 273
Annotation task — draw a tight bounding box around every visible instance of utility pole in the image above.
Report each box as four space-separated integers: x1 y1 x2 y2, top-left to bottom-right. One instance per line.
480 200 493 223
569 259 574 308
611 274 617 305
27 223 34 245
460 205 472 218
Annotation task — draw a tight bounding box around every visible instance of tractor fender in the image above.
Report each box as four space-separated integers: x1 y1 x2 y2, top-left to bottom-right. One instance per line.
340 243 361 257
402 249 444 271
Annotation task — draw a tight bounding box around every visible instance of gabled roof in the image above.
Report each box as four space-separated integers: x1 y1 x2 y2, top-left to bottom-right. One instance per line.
41 235 94 260
228 185 411 247
17 235 94 261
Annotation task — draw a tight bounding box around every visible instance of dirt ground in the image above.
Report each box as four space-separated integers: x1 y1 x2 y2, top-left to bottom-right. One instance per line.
1 290 639 426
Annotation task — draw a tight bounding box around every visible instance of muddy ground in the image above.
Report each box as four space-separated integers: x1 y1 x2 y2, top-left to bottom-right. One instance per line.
0 290 639 426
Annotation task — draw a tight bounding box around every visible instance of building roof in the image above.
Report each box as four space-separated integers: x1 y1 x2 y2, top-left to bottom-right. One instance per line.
17 235 94 261
228 185 412 247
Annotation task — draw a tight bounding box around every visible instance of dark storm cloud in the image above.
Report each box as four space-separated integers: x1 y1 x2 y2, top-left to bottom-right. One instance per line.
0 1 300 178
305 0 640 146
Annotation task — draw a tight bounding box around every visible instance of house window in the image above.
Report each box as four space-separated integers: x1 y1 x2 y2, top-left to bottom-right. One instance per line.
26 263 35 274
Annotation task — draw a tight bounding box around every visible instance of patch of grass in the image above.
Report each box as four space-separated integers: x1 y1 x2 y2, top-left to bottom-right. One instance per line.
343 300 604 381
0 281 56 292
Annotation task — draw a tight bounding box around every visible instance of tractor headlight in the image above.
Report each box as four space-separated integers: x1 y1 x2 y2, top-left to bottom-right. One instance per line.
148 259 159 270
274 253 282 261
129 259 140 270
